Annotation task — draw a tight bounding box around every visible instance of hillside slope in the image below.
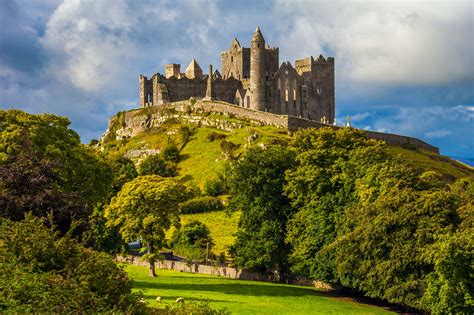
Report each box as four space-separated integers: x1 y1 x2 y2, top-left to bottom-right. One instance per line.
100 109 473 255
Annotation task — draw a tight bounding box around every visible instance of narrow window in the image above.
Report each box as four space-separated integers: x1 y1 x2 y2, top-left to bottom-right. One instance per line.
317 87 321 95
285 89 289 102
293 89 297 107
231 56 233 62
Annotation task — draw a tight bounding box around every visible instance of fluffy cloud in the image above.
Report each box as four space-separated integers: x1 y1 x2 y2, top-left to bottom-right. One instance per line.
273 0 473 88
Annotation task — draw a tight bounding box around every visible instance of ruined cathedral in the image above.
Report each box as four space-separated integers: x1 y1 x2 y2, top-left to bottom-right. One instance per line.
139 27 335 123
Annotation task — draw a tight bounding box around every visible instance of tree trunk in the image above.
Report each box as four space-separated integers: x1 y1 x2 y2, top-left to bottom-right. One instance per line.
148 242 157 277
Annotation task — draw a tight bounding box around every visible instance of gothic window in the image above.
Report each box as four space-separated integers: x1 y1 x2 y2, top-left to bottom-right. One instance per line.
293 89 297 107
231 56 233 62
317 87 322 95
285 89 289 102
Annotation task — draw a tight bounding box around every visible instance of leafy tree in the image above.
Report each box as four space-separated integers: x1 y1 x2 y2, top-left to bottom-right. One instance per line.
0 214 144 313
228 146 295 280
171 220 214 262
105 175 188 277
139 154 177 177
0 111 113 236
84 156 138 253
285 127 381 281
0 110 113 206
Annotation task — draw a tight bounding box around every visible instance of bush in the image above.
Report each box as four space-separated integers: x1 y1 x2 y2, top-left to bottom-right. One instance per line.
179 196 223 214
139 154 177 177
161 145 180 163
159 301 230 315
204 178 224 196
220 140 239 158
207 131 227 142
0 215 145 313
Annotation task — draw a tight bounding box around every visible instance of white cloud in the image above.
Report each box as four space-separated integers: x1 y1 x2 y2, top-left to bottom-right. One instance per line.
425 129 452 139
273 0 474 87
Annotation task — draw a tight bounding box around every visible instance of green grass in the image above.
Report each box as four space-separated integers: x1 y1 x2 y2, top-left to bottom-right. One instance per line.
387 146 473 180
125 264 394 314
168 210 240 255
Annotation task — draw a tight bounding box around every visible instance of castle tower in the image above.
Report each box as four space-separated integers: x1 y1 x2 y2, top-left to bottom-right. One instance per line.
249 26 266 111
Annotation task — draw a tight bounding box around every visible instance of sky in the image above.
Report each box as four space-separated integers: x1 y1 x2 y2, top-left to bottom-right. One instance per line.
1 0 473 157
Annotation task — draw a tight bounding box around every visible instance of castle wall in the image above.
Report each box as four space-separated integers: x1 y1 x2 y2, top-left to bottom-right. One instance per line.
212 78 243 104
160 77 207 102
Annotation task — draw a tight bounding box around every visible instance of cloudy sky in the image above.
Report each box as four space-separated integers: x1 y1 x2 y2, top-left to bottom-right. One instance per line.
1 0 473 156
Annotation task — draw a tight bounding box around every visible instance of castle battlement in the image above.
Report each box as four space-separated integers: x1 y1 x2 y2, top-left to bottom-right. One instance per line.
139 27 335 123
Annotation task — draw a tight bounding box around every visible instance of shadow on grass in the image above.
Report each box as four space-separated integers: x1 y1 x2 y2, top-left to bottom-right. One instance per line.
134 280 320 298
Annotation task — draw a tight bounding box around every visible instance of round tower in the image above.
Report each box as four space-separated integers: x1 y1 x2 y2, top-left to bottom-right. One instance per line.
250 26 266 111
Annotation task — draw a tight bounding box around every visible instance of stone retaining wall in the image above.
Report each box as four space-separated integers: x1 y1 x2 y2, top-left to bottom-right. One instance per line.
104 99 439 154
116 256 338 290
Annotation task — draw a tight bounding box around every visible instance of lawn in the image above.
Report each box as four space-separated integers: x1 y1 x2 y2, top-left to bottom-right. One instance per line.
125 264 394 314
167 210 240 255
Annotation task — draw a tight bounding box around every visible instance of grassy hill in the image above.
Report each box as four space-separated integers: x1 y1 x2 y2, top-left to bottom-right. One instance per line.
125 264 395 314
101 110 473 256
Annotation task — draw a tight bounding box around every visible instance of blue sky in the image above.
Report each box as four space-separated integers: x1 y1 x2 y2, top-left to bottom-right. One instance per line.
1 0 473 156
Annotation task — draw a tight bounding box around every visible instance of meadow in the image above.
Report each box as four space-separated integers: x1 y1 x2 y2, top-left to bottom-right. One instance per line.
125 264 395 314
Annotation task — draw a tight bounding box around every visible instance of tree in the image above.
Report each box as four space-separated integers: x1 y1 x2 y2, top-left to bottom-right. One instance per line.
285 127 382 282
105 175 188 277
228 146 295 280
0 110 113 235
0 214 144 313
171 220 214 263
161 144 180 163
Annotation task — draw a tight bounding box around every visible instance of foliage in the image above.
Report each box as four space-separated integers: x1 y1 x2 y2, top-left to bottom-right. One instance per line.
171 220 214 250
228 146 295 278
207 131 227 142
204 177 225 196
0 215 144 313
105 175 189 276
161 145 180 163
139 154 177 177
220 140 239 159
284 127 474 313
159 302 231 315
179 196 223 214
0 110 113 234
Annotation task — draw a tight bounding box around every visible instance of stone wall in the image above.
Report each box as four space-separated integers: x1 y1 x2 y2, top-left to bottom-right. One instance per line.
116 256 338 290
103 99 439 154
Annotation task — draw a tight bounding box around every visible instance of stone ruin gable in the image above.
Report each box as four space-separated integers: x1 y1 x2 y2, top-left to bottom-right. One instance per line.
270 61 303 117
221 38 250 80
264 46 279 80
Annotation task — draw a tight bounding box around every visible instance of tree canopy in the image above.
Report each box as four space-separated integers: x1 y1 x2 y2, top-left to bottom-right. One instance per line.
105 175 189 276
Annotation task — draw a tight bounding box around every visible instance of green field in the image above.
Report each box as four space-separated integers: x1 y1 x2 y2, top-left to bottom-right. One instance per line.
125 264 394 314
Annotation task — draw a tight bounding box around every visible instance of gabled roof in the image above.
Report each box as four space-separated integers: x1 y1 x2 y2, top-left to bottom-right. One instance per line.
213 69 222 79
230 38 241 49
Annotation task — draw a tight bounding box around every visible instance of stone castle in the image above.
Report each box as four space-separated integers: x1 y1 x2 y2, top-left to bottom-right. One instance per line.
139 27 335 123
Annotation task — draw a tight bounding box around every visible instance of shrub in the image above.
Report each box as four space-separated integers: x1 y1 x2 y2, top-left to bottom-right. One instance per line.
179 196 223 214
139 154 177 177
161 145 180 163
159 301 230 315
207 131 227 142
204 178 224 196
0 215 145 313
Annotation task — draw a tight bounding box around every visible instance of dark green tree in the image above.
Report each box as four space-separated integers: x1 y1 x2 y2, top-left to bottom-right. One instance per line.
228 146 295 280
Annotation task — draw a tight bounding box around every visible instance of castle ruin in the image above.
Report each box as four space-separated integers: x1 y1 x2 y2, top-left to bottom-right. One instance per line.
139 27 335 123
